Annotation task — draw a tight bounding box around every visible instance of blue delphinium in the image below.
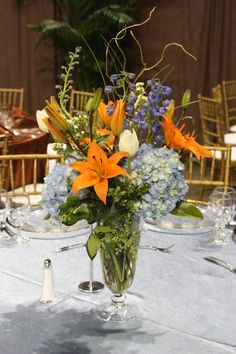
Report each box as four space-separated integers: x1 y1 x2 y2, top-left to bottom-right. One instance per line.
130 144 189 219
42 163 77 219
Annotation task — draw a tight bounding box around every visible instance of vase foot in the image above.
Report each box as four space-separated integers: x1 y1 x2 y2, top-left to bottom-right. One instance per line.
78 281 104 293
94 301 142 330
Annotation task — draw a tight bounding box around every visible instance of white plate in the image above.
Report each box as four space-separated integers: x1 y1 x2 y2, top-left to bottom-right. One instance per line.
21 206 90 239
145 207 215 235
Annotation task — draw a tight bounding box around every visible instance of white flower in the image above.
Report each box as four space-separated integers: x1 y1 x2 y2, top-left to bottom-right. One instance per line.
118 129 139 157
36 109 49 132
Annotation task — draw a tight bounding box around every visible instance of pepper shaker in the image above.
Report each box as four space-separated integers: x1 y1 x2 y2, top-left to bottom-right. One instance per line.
40 259 56 303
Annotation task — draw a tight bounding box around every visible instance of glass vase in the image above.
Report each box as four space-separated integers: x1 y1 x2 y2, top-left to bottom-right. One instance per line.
94 215 142 329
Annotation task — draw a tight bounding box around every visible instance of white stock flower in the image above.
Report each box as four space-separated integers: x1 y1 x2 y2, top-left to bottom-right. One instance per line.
118 129 139 157
36 109 49 132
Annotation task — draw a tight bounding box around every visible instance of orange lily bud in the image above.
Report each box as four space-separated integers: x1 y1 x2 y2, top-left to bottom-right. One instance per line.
43 117 68 144
45 96 68 132
110 99 125 136
98 101 112 129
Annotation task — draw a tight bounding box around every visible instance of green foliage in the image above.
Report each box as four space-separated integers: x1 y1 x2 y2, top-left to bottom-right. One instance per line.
26 0 137 90
171 201 203 219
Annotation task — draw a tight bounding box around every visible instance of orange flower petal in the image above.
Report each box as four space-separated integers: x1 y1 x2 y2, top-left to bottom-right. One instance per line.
98 101 112 129
94 178 108 204
108 151 128 165
69 161 91 174
104 164 130 179
110 99 126 136
72 172 99 194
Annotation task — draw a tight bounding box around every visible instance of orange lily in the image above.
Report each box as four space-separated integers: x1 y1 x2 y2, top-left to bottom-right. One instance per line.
98 99 126 136
79 128 115 150
110 99 126 136
98 101 114 129
162 115 212 159
70 140 129 204
42 117 68 143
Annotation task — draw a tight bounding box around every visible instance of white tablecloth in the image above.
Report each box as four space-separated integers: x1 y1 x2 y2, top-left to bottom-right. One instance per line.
0 225 236 354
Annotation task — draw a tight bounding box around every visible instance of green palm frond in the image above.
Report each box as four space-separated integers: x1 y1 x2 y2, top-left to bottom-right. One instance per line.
28 20 80 51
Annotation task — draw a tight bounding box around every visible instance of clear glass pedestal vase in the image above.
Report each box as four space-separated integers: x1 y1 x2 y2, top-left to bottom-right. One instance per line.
94 216 142 330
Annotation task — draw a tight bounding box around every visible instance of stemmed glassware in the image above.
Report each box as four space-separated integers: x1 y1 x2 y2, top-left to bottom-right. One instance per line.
0 189 9 242
207 191 233 246
213 187 236 226
7 193 30 244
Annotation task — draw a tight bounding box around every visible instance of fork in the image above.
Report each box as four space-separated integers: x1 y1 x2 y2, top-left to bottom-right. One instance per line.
139 244 175 252
203 256 236 273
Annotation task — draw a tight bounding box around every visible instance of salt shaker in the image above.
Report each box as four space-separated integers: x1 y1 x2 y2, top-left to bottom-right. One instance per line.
40 259 56 303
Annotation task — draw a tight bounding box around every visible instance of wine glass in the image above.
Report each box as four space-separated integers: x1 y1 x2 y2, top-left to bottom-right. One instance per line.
213 187 236 225
7 193 30 244
207 191 233 246
0 189 9 241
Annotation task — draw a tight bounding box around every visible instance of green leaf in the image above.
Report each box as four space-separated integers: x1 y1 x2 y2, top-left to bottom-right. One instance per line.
181 89 191 110
94 225 113 235
43 213 51 220
171 201 203 220
86 233 101 260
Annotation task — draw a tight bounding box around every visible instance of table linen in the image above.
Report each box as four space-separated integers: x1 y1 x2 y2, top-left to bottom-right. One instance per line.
0 227 236 353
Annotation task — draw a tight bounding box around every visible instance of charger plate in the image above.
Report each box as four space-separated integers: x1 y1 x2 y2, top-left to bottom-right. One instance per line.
145 207 215 235
21 206 90 239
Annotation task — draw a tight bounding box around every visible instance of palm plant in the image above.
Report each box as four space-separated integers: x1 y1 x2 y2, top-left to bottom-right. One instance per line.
27 0 137 91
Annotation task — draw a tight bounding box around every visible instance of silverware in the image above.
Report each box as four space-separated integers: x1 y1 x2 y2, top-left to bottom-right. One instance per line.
55 242 85 253
139 244 175 252
203 256 236 273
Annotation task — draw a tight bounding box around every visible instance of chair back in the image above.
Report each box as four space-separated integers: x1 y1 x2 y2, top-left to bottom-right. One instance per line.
69 89 94 115
185 145 231 200
212 84 222 101
0 88 24 110
222 80 236 132
198 94 225 145
0 153 64 194
0 132 9 189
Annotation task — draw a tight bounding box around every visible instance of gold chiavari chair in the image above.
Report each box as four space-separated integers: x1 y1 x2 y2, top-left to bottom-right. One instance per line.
0 154 65 204
212 84 222 102
0 132 9 190
185 145 231 201
198 94 225 145
69 89 94 115
0 88 24 110
222 80 236 132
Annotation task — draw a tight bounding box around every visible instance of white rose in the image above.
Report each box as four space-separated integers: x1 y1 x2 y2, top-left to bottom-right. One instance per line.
36 109 49 132
118 129 139 157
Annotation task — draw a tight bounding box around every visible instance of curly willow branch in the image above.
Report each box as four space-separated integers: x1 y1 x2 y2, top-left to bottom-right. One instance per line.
134 42 197 82
130 30 146 67
105 7 156 74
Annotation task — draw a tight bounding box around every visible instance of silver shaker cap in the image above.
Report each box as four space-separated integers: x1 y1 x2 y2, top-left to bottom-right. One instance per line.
44 259 52 267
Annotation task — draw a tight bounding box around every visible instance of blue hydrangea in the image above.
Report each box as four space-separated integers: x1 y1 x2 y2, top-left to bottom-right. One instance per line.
130 144 189 219
42 163 77 219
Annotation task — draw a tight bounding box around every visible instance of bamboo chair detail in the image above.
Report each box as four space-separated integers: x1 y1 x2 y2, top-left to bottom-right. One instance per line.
222 80 236 132
185 145 231 200
212 84 222 101
0 154 64 201
0 132 9 190
0 88 24 110
69 89 94 115
198 94 225 145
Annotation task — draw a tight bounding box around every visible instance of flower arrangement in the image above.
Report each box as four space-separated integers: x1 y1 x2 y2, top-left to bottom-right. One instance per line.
36 10 212 260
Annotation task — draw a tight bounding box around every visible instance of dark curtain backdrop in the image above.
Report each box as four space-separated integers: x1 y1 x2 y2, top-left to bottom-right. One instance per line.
0 0 236 135
0 0 56 114
134 0 236 133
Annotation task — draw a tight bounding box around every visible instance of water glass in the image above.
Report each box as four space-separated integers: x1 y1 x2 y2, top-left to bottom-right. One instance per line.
207 191 233 245
0 189 8 241
213 186 236 225
8 193 30 244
